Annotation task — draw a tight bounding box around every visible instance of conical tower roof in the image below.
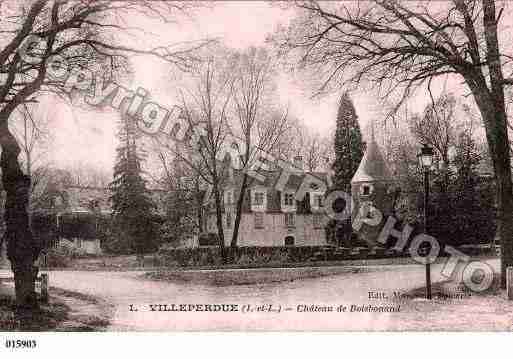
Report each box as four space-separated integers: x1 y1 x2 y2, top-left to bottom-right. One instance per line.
351 124 392 184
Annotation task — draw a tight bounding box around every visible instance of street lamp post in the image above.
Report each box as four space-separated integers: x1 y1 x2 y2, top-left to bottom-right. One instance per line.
418 144 434 300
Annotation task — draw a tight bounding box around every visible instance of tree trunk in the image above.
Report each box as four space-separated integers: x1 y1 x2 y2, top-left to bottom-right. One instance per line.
480 0 513 289
466 79 513 289
0 119 40 313
23 112 33 228
481 105 513 289
212 177 226 263
494 152 513 289
437 156 450 227
195 177 203 232
230 172 249 248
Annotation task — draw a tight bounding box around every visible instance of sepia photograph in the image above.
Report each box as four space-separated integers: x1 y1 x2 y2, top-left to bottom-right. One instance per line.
0 1 512 350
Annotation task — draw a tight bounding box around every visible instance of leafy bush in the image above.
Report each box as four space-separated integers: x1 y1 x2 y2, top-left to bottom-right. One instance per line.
158 246 334 268
46 248 71 268
102 228 135 255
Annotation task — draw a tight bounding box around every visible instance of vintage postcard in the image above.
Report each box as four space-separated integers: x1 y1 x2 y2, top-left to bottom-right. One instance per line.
0 0 512 342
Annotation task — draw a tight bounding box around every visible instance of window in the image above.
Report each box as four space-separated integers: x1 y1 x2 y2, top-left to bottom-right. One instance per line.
285 213 295 228
254 213 264 229
314 194 324 208
360 184 374 196
284 236 295 246
284 193 295 206
226 212 232 228
226 191 233 205
254 191 265 205
313 214 323 229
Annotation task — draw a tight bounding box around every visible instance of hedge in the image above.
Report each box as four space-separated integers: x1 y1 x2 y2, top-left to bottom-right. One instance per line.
157 243 496 268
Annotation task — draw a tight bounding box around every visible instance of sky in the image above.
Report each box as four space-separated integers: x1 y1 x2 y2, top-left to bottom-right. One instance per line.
42 0 505 175
41 1 397 175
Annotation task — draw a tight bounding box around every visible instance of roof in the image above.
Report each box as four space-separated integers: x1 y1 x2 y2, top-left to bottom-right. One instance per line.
207 166 330 214
351 131 392 184
60 186 167 215
225 167 329 190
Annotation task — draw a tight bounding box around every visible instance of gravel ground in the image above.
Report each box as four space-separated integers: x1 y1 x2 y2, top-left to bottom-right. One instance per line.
15 263 456 331
1 257 506 331
0 282 112 331
385 276 513 331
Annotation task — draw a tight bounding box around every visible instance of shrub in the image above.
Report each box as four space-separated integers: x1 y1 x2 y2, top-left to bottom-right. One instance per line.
46 249 71 268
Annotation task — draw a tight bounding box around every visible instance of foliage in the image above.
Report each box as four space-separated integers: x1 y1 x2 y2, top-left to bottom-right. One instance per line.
330 93 364 245
435 131 495 245
409 94 458 196
109 115 158 255
332 93 364 193
155 151 202 248
45 248 71 268
159 207 197 247
390 121 496 246
277 0 513 287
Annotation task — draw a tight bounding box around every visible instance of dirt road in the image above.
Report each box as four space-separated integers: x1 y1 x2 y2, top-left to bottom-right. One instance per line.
0 259 500 330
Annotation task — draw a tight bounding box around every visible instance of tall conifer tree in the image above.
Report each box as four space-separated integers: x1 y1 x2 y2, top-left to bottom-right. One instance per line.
327 93 364 246
332 93 365 193
109 115 156 255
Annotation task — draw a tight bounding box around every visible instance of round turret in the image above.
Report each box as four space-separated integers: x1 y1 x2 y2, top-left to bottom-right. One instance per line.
351 128 396 247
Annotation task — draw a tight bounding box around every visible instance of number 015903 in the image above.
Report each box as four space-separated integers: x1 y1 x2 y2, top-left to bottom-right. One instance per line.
5 339 37 349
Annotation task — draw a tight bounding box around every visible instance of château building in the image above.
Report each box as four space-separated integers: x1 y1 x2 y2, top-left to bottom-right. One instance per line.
351 127 398 247
203 156 332 247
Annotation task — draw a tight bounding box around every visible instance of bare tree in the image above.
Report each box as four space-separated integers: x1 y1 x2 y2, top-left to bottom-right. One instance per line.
296 124 332 172
409 94 458 195
156 56 233 261
10 103 53 221
304 133 322 172
12 104 52 180
0 0 209 312
154 146 204 246
266 112 299 162
267 115 331 172
64 162 111 188
229 47 291 248
277 0 513 287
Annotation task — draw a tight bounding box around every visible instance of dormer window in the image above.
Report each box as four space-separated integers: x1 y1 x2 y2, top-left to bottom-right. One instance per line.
284 193 294 206
360 184 374 196
254 192 265 205
225 190 233 205
251 189 267 212
310 192 325 210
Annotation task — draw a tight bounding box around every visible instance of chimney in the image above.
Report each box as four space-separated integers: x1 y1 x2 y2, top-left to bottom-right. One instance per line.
294 155 303 171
